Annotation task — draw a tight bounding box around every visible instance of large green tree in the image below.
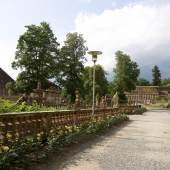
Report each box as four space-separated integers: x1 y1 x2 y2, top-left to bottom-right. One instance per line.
114 51 140 103
12 22 60 92
137 78 150 86
108 80 117 96
58 32 88 102
82 65 108 103
152 65 161 86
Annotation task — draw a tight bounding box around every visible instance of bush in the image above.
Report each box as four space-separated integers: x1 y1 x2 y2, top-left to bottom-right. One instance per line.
124 107 147 115
0 99 14 113
0 99 57 113
0 99 40 113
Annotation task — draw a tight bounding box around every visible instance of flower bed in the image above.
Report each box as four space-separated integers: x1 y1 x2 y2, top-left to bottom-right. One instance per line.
0 114 129 170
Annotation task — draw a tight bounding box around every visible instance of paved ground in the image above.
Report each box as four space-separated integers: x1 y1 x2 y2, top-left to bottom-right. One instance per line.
33 110 170 170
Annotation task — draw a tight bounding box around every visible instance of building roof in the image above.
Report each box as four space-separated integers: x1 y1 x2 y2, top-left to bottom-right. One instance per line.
0 68 14 85
126 86 159 95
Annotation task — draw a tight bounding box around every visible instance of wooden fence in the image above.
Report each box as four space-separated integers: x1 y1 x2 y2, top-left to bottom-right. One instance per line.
0 106 140 146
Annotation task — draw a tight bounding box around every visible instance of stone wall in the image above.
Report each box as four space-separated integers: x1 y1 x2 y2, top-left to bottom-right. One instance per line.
0 105 140 146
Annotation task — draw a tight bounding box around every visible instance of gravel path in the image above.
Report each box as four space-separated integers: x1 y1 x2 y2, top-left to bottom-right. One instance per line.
33 110 170 170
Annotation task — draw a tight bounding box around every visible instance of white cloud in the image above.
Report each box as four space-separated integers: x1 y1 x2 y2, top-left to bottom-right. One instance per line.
78 0 94 3
0 41 19 80
75 2 170 79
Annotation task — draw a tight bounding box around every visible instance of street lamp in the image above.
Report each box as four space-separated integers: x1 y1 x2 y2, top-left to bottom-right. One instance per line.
88 50 102 115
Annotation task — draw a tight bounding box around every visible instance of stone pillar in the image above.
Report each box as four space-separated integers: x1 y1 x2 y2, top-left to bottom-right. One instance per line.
112 92 119 108
74 90 80 109
96 95 100 108
32 82 43 106
100 96 106 108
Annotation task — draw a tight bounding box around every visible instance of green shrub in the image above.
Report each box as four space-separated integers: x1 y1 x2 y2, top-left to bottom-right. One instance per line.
124 107 147 115
0 99 14 113
132 107 147 115
0 99 50 113
0 98 59 114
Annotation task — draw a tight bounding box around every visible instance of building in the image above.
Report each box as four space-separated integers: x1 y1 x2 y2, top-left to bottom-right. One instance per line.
126 86 170 105
126 86 159 105
0 68 14 96
159 87 170 96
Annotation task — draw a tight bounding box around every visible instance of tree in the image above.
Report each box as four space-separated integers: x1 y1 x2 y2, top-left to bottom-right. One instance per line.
82 65 108 103
108 80 117 96
114 51 140 103
152 65 161 86
161 78 170 87
137 78 150 86
12 22 60 92
5 82 17 96
58 32 88 102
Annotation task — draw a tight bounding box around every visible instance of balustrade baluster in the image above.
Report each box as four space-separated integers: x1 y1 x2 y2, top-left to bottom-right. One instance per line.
0 118 7 145
37 115 42 134
6 117 15 146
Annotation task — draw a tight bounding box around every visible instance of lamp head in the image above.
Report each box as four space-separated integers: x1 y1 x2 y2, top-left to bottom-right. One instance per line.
88 51 102 63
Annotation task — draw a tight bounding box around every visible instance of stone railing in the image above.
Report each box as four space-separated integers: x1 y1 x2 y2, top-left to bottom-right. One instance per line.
0 106 140 146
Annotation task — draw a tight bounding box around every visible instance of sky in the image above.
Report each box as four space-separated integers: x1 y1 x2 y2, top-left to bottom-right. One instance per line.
1 0 170 81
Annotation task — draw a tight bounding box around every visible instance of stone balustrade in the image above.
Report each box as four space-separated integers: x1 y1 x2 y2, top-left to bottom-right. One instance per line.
0 106 140 146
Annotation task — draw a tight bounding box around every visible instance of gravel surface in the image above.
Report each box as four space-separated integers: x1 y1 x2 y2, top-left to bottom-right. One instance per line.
33 110 170 170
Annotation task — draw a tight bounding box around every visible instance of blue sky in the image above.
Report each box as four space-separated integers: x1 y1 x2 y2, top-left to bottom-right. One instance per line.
0 0 120 41
0 0 132 41
1 0 170 80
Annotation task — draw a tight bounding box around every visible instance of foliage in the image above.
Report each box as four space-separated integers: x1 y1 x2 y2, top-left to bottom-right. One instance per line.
108 80 117 95
0 114 129 169
166 101 170 108
114 51 140 103
152 65 161 86
0 99 14 113
137 78 150 86
12 22 60 93
161 78 170 87
82 65 108 103
0 98 68 113
116 86 128 104
5 82 17 96
58 32 88 102
124 107 147 115
0 99 41 113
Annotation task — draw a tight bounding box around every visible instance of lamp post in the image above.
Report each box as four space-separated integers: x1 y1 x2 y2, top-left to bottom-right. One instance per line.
88 51 102 115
